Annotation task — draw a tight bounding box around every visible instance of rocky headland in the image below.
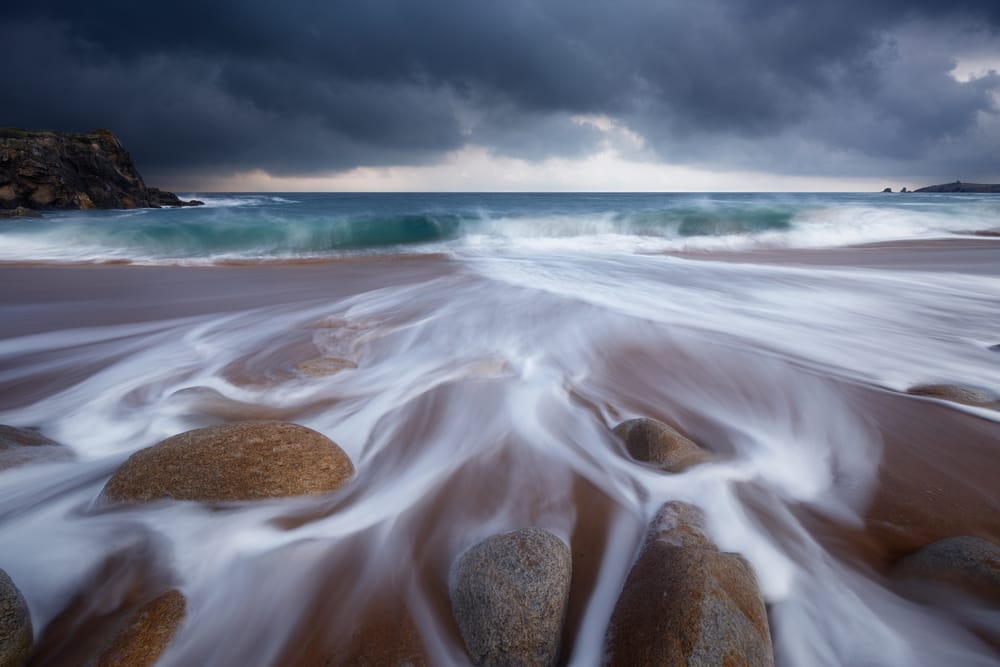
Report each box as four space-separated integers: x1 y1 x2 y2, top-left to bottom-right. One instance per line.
0 128 202 212
913 181 1000 193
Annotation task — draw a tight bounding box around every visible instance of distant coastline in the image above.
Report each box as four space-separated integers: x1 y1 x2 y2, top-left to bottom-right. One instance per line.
884 181 1000 194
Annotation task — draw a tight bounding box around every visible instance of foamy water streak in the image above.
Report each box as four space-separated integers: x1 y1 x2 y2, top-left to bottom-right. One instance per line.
1 198 999 664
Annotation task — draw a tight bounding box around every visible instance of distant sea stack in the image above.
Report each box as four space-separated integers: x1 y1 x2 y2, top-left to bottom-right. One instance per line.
0 128 203 211
915 181 1000 193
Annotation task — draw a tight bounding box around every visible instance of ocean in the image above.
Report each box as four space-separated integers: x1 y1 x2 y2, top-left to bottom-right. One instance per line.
0 193 998 665
1 191 999 262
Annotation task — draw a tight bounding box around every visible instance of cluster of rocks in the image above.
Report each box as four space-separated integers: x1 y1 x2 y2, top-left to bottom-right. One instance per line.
0 128 203 212
445 417 767 666
0 420 355 666
2 415 998 665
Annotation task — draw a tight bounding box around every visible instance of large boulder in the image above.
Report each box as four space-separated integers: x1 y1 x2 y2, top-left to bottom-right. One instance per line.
0 569 32 667
613 418 712 472
100 421 354 503
449 528 572 666
0 425 75 471
605 502 774 667
96 589 185 667
890 536 1000 603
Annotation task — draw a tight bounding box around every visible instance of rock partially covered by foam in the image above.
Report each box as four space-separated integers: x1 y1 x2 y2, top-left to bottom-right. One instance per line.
0 424 75 471
96 589 185 667
891 536 1000 603
906 384 995 406
0 569 32 667
613 418 712 472
449 528 572 666
100 421 354 503
605 502 774 666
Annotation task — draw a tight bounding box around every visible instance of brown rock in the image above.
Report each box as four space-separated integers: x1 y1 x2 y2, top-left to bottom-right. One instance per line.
605 502 774 667
613 418 712 472
100 420 354 503
890 536 1000 603
297 357 358 377
0 568 32 667
450 528 572 666
0 206 41 219
0 424 75 471
906 384 994 406
96 589 185 667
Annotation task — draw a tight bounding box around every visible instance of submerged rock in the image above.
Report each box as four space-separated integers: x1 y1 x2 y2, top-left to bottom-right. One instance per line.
0 206 41 218
605 502 774 667
0 569 32 667
100 421 354 503
296 357 357 377
906 384 994 406
449 528 572 666
890 536 1000 603
0 424 75 471
0 128 203 211
612 418 712 472
96 589 185 667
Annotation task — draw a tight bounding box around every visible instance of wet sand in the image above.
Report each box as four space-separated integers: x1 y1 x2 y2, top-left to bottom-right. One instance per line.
2 242 999 666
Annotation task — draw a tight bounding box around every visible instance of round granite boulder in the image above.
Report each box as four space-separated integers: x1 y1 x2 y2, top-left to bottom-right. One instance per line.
0 425 74 471
890 536 1000 603
449 528 572 666
613 418 712 472
96 589 185 667
605 502 774 667
100 421 354 503
0 569 32 667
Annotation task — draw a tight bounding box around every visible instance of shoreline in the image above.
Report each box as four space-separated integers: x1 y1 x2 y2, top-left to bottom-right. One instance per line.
1 237 998 665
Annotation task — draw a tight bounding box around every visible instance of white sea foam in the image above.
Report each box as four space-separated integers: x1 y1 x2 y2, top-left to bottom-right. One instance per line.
1 195 999 665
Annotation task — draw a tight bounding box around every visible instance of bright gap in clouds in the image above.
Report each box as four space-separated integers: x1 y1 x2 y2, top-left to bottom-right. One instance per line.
184 115 888 193
190 147 885 193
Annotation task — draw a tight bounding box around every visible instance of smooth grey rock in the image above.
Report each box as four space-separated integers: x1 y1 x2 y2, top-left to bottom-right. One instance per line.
449 528 572 666
891 536 1000 602
0 569 32 667
613 418 712 472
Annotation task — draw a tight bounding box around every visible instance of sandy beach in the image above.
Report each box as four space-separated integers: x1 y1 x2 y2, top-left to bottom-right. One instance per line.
1 233 998 665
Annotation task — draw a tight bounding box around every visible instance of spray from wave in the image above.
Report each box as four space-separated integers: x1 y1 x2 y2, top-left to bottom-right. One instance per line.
1 193 998 264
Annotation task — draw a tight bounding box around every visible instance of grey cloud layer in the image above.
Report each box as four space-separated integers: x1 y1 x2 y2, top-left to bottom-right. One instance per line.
3 1 999 181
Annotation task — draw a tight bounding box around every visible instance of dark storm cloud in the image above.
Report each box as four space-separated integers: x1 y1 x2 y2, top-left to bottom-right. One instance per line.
2 0 999 182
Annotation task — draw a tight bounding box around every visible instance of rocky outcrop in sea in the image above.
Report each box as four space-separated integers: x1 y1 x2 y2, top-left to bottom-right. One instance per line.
0 128 203 211
914 181 1000 193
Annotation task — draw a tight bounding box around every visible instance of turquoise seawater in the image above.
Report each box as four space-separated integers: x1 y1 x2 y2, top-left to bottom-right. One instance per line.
0 192 998 262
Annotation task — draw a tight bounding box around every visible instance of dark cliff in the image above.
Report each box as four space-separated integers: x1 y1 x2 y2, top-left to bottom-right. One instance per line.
914 181 1000 193
0 128 202 210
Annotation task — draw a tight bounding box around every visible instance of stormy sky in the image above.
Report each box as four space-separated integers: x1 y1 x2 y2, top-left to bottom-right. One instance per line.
3 0 999 190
